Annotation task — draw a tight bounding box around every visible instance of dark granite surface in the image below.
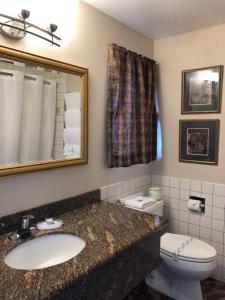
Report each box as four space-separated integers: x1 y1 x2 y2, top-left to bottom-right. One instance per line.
0 191 168 300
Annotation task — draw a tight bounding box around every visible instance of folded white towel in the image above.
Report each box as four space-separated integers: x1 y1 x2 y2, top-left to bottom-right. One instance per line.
124 196 156 210
64 144 73 153
64 128 81 144
64 92 80 110
64 144 80 157
65 109 81 128
64 152 74 157
72 145 80 156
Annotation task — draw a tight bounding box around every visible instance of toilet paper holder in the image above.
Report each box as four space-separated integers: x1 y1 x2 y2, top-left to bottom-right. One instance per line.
189 196 205 213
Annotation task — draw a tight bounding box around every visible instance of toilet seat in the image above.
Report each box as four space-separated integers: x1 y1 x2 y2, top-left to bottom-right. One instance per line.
160 248 216 263
160 233 216 263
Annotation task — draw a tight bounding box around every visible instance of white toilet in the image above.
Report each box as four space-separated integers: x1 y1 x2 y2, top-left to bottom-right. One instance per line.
121 194 217 300
145 232 216 300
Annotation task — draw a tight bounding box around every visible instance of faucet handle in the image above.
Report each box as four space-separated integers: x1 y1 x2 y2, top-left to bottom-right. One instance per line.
0 222 6 233
21 214 34 229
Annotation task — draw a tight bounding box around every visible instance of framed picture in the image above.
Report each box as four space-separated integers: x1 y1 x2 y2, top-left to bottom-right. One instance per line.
179 119 220 165
182 66 223 114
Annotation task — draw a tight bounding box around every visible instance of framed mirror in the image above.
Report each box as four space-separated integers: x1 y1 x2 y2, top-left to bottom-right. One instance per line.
0 45 88 176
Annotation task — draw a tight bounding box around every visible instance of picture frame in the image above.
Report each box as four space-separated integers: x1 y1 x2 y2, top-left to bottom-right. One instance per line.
181 66 223 114
179 119 220 165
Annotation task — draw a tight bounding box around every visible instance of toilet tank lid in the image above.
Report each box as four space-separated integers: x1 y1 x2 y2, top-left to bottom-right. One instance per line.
161 233 217 260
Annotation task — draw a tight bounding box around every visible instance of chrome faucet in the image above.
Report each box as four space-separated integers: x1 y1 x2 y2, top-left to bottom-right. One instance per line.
9 214 37 240
21 215 34 229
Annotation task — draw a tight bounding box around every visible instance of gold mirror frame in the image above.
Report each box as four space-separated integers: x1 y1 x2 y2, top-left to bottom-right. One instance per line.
0 45 88 177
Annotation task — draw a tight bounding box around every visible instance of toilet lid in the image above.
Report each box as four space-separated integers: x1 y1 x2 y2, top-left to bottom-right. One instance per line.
160 233 216 262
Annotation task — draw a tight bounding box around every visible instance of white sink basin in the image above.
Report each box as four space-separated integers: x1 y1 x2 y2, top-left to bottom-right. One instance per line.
4 233 86 270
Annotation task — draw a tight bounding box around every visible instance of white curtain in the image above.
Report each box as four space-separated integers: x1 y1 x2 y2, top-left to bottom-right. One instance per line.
0 69 58 166
19 74 44 163
40 79 56 161
0 70 24 166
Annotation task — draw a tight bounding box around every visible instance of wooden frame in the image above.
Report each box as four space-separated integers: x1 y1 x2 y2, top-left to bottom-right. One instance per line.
181 65 223 114
0 45 88 177
179 119 220 165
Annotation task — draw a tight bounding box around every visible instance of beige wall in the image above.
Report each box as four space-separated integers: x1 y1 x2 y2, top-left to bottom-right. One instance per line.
154 24 225 183
0 2 154 216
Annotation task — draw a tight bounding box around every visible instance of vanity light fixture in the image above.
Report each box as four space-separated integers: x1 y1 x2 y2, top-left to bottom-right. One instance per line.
0 9 61 47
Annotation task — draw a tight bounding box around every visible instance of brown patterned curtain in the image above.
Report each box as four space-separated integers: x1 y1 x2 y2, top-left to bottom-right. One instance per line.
107 43 157 168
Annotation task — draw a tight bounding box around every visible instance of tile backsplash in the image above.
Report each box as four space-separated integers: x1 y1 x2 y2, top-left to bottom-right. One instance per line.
100 174 225 282
100 175 151 204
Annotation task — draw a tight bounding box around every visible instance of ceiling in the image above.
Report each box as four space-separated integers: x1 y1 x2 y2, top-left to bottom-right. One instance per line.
83 0 225 39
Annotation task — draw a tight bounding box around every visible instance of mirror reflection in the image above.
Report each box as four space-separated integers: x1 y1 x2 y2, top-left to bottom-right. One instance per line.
0 58 82 167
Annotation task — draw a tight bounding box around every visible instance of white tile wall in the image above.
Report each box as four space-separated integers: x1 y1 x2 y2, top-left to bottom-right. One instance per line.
100 174 225 282
214 184 225 196
152 174 160 185
200 227 211 240
161 176 169 187
202 182 214 194
53 73 66 159
180 178 191 190
170 188 179 199
190 180 202 192
213 196 225 208
100 174 152 204
170 177 180 188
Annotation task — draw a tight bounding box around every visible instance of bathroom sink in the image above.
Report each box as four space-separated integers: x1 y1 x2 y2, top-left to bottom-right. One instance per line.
4 233 86 270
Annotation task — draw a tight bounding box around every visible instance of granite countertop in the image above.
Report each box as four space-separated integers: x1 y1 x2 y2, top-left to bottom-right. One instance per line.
0 197 168 300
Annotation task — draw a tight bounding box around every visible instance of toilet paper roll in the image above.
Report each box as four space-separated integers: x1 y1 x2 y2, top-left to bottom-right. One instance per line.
188 199 201 212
